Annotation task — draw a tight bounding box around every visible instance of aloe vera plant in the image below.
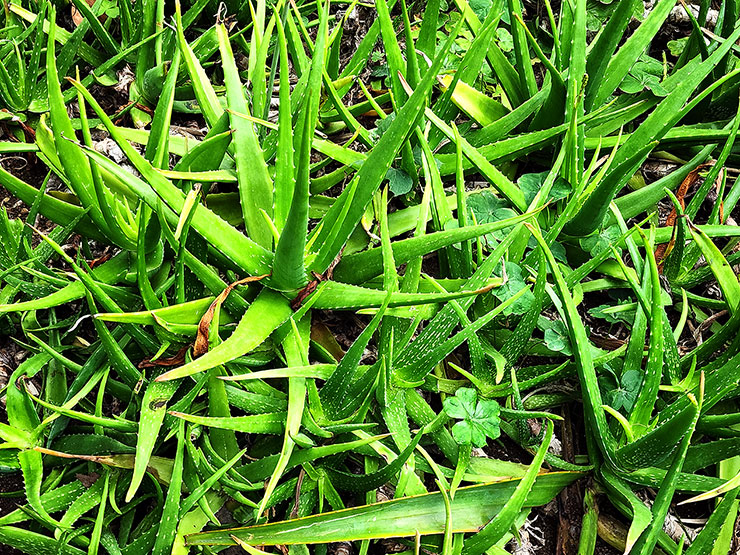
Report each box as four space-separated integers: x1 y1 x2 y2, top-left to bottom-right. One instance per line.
3 0 740 552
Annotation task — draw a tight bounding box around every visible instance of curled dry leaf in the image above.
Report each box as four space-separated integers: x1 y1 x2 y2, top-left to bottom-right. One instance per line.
193 274 269 358
138 346 189 369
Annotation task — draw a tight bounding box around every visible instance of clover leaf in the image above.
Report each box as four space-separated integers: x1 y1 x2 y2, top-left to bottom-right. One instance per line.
493 261 535 316
589 302 636 326
467 191 518 247
579 225 622 257
385 167 413 196
619 57 669 97
538 316 573 356
443 388 501 448
369 112 395 143
518 171 572 206
599 367 641 412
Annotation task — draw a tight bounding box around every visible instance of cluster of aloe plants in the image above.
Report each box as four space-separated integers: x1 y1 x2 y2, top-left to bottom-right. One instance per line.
2 0 740 552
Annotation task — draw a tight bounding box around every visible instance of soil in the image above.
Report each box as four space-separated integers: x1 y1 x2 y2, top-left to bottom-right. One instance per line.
0 455 24 555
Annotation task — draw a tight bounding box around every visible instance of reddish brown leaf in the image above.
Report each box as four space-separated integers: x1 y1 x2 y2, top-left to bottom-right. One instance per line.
655 165 707 267
88 252 112 269
138 346 188 369
192 274 269 358
290 279 319 311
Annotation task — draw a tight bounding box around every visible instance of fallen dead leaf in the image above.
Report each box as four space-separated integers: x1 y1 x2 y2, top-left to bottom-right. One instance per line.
193 274 269 358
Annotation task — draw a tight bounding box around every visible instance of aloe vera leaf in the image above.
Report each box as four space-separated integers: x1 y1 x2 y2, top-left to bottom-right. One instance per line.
590 0 678 109
292 2 328 160
450 125 474 276
577 487 599 555
416 0 441 58
628 232 664 432
564 0 586 180
461 420 554 554
686 106 740 222
145 51 181 170
8 3 104 67
440 76 508 127
404 389 459 463
258 316 310 518
712 451 740 554
376 0 408 105
135 206 162 310
186 472 580 546
273 14 295 231
583 0 641 110
616 395 699 469
393 230 517 375
22 237 153 361
0 168 102 243
689 226 740 313
310 17 464 274
568 30 740 235
87 300 143 390
0 481 85 527
630 394 699 554
436 122 568 178
446 15 505 119
323 431 420 495
168 411 286 433
96 297 215 325
321 295 390 419
336 0 396 82
683 351 740 413
114 126 202 158
77 71 136 251
376 191 418 489
468 89 546 148
505 0 536 99
420 105 527 211
0 57 23 110
149 420 185 555
133 0 156 83
50 433 134 455
156 289 292 381
0 525 85 555
69 0 120 55
429 9 503 149
17 449 64 529
224 364 335 381
599 467 653 552
527 224 617 465
67 86 273 276
7 354 45 438
685 487 740 555
180 448 247 517
9 355 65 527
46 13 108 239
584 124 739 149
29 393 137 432
683 438 740 473
271 88 313 290
237 435 386 482
217 24 274 249
126 377 181 501
334 209 537 284
56 473 106 533
501 252 547 369
174 3 222 127
173 131 231 177
393 288 526 384
620 259 650 402
451 0 521 104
